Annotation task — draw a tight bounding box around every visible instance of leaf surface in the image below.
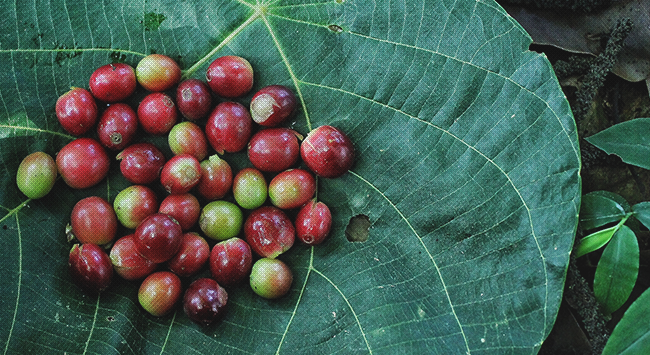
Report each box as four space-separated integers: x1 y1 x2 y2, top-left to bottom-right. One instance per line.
580 191 629 230
0 0 581 354
593 225 639 314
585 118 650 170
602 287 650 355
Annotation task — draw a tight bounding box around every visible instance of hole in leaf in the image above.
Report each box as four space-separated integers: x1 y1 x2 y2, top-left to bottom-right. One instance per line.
328 24 343 33
143 12 166 31
345 214 370 242
107 316 115 321
2 225 7 230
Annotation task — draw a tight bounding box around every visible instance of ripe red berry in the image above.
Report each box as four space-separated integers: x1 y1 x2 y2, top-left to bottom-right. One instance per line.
176 79 212 120
70 196 118 245
197 154 232 201
97 103 138 150
138 92 178 136
247 128 301 172
55 87 98 136
205 55 254 98
134 213 183 263
110 234 158 280
158 193 201 231
244 206 295 259
300 125 354 178
250 85 296 127
209 237 253 286
117 143 166 185
167 232 210 277
205 101 253 154
295 199 332 245
160 154 202 195
57 138 110 189
69 243 113 294
183 278 228 326
89 63 137 102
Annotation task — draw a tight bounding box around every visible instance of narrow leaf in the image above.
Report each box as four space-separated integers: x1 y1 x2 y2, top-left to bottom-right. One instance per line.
632 202 650 230
585 118 650 170
602 287 650 355
593 225 639 314
575 225 618 258
580 191 629 230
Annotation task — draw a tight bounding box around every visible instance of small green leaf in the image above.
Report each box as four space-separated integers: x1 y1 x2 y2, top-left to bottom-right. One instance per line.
593 225 639 314
632 202 650 230
575 225 618 258
602 287 650 355
580 191 629 230
585 118 650 170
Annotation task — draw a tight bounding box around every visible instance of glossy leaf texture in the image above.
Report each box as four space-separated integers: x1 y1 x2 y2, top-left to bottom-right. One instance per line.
602 286 650 355
632 202 650 230
579 191 630 230
575 225 619 258
593 225 639 314
585 118 650 170
0 1 580 354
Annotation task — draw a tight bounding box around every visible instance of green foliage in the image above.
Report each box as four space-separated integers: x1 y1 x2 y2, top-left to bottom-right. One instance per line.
0 0 580 353
579 190 630 230
593 225 638 315
602 287 650 354
585 118 650 170
577 191 645 314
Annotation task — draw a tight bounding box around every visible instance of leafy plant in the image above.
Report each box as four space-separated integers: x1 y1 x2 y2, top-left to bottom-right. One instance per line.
575 191 650 314
0 0 581 353
602 286 650 354
585 117 650 170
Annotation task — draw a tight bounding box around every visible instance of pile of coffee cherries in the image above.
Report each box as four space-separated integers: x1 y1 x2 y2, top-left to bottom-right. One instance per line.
16 53 354 326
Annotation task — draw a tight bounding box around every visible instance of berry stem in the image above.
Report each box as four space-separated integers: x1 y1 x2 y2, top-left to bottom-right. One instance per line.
181 11 261 80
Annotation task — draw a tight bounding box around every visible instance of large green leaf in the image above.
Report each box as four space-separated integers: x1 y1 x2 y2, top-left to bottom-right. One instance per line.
0 0 581 354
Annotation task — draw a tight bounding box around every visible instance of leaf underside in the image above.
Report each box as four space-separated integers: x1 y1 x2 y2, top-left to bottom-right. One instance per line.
0 1 580 354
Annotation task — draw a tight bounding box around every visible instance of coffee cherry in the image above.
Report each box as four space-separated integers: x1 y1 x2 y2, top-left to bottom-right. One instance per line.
70 196 117 245
250 258 292 299
55 87 98 136
113 185 159 229
117 142 166 185
295 199 332 245
183 278 228 326
69 243 113 294
57 138 110 189
138 271 182 317
134 213 183 263
301 125 354 178
205 55 253 98
250 85 296 127
244 206 295 258
136 54 181 92
16 152 57 199
89 63 137 102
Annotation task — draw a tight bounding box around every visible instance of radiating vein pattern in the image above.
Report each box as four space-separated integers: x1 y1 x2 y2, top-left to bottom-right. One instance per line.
0 0 579 354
